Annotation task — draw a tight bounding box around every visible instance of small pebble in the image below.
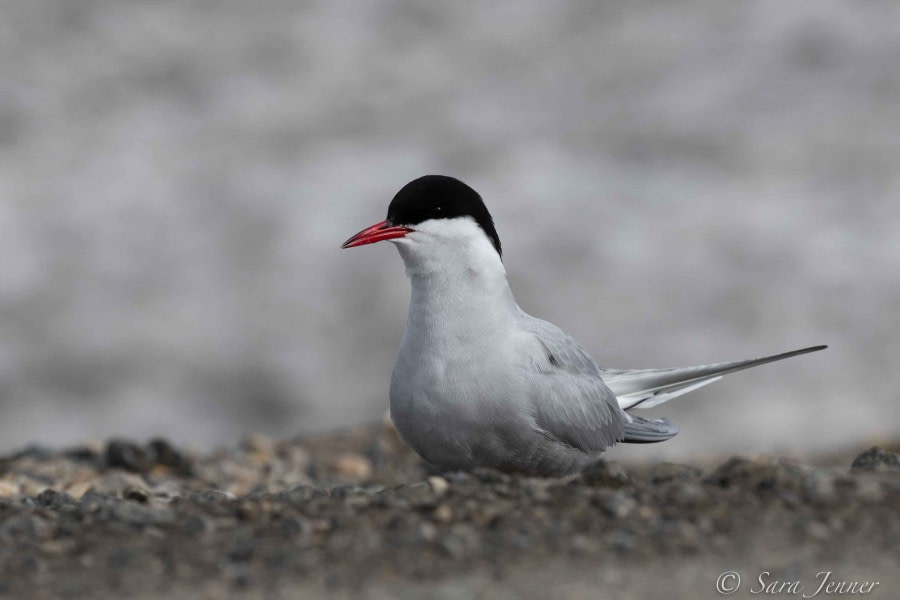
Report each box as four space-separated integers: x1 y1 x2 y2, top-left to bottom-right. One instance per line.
581 460 629 487
90 472 151 497
651 463 703 484
35 489 72 508
851 446 900 471
65 482 93 500
333 453 373 480
0 480 21 497
123 486 150 503
433 503 454 523
419 522 438 542
148 438 194 475
803 471 837 504
804 520 832 541
665 481 709 507
428 476 450 496
852 477 885 502
599 490 637 519
105 440 152 473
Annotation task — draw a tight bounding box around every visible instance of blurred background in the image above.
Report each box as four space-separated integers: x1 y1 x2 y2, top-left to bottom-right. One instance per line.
0 0 897 459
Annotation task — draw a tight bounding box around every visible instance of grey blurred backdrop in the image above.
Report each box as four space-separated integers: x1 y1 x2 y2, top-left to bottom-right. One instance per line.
1 1 898 458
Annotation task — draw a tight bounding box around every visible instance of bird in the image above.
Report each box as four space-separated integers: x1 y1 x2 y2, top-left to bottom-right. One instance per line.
341 175 826 477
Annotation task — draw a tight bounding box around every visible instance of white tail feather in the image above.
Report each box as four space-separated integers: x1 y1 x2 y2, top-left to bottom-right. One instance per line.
617 376 723 410
603 345 827 411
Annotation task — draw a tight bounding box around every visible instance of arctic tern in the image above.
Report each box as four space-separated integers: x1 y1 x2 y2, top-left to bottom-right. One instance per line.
342 175 826 477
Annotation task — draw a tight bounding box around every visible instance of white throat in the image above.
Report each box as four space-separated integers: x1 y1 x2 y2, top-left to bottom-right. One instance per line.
391 217 517 341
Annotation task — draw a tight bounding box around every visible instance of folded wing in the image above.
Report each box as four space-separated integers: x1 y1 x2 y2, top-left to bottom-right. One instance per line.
520 315 626 451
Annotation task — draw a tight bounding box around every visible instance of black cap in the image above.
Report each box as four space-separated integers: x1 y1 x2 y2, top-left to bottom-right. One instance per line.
387 175 502 257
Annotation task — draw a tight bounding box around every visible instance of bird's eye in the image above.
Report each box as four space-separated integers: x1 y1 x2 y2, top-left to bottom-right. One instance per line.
432 205 444 216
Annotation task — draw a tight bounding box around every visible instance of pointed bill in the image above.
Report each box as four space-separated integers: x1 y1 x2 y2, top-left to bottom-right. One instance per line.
341 220 413 249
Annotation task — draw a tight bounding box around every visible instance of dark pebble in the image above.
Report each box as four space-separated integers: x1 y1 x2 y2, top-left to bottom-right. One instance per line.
328 484 365 499
443 472 474 484
581 459 629 487
190 490 236 504
608 530 637 553
597 490 637 518
232 572 254 589
664 481 709 507
651 463 704 484
281 485 328 503
754 464 806 497
706 457 781 488
183 514 213 535
78 492 112 512
471 468 512 485
148 438 194 475
12 445 54 461
35 489 74 509
105 440 151 473
437 533 467 559
393 483 437 508
64 445 101 465
851 446 900 471
229 537 257 562
279 517 305 536
110 501 174 527
123 486 150 503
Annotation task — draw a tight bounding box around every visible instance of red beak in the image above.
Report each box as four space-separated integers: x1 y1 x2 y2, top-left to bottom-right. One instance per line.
341 220 414 249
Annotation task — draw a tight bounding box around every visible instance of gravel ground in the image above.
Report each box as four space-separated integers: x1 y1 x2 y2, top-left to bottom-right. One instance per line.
0 425 897 599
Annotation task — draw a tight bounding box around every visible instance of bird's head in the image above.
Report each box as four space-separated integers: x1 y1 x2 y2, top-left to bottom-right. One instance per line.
341 175 503 273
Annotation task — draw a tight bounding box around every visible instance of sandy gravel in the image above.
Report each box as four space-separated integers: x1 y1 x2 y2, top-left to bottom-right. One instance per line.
0 426 897 599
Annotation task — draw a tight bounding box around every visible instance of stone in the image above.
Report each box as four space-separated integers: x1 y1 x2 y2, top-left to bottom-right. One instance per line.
332 453 373 480
105 440 152 473
0 480 21 497
599 490 637 519
851 446 900 471
651 462 704 484
65 481 94 501
581 460 629 487
35 489 73 508
707 457 761 487
123 486 151 503
90 472 151 497
148 438 194 475
803 471 837 504
433 503 454 523
803 520 832 541
664 481 709 507
428 476 450 496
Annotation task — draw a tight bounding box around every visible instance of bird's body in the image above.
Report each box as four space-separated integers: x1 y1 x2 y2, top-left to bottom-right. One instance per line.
388 218 613 475
342 175 825 477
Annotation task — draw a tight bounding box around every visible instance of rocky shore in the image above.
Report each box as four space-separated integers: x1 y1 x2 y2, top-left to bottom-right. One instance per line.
0 426 897 599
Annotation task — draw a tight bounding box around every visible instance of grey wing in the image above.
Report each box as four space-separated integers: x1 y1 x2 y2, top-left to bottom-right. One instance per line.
518 314 626 452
